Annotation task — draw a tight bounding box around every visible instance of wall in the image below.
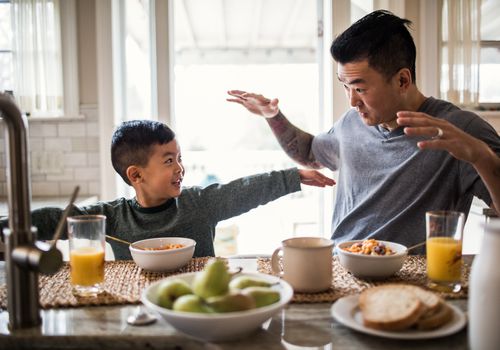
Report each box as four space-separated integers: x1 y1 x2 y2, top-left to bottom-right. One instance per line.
0 0 498 200
0 0 100 199
78 0 97 106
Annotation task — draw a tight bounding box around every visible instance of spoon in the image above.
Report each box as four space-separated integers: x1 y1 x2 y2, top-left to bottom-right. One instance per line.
126 305 157 326
406 241 426 252
105 235 132 246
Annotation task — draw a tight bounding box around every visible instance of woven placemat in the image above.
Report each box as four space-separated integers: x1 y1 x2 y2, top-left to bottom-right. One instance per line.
258 256 470 303
0 257 212 309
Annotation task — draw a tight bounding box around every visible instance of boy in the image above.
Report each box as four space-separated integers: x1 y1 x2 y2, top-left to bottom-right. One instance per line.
2 120 334 259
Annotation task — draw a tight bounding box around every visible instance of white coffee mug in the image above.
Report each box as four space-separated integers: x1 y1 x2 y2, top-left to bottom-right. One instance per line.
271 236 334 293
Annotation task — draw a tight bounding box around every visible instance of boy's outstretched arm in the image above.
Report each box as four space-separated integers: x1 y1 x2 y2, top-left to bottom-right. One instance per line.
298 169 336 187
227 90 322 169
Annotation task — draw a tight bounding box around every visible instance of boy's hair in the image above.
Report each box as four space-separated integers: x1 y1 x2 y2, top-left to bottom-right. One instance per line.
330 10 416 82
111 120 175 185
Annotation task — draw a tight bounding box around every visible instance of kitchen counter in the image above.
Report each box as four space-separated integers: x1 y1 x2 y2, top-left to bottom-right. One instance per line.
0 258 469 350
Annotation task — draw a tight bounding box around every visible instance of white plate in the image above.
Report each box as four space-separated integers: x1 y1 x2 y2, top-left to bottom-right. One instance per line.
331 294 467 340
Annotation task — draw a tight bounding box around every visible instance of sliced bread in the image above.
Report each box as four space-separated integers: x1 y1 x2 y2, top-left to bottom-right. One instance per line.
359 285 425 331
416 301 453 330
400 285 442 315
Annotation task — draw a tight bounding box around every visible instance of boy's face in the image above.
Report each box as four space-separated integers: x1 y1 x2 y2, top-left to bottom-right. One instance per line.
139 139 184 204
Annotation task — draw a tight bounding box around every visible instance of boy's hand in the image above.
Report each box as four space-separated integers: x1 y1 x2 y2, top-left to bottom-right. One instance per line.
298 169 336 187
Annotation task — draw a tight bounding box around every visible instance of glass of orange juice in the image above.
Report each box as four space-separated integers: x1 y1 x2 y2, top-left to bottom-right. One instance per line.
67 215 106 297
426 210 465 293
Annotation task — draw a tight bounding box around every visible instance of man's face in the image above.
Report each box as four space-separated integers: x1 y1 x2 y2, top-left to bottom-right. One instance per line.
337 60 402 127
140 139 185 202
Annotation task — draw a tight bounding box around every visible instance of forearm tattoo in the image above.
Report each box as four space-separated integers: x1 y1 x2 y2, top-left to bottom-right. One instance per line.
267 112 323 169
494 163 500 178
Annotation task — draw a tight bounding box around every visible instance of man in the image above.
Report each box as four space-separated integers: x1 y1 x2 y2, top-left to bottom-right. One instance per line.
227 10 500 249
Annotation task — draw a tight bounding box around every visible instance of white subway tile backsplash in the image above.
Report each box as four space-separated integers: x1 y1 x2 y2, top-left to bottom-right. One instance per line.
75 167 99 181
71 138 88 152
28 123 58 138
63 152 88 167
44 138 72 151
87 152 100 166
60 181 88 196
31 150 64 174
32 182 60 196
0 106 101 199
29 138 44 151
46 169 74 181
30 174 47 182
58 122 86 137
88 181 100 195
86 137 100 152
86 122 99 137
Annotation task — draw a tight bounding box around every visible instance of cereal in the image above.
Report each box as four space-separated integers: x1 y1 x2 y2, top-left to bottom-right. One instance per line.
342 239 394 256
141 243 185 251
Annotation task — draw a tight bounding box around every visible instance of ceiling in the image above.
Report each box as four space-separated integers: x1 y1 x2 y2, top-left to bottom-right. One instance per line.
172 0 319 64
172 0 500 64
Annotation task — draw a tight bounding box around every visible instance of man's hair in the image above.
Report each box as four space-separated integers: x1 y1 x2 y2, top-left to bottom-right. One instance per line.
330 10 416 82
111 120 175 185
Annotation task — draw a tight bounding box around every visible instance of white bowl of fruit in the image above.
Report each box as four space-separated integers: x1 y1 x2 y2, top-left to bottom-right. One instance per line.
141 258 293 342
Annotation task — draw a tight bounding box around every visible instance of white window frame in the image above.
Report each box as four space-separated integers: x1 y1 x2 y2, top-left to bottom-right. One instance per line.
95 0 370 226
0 0 13 93
60 0 80 119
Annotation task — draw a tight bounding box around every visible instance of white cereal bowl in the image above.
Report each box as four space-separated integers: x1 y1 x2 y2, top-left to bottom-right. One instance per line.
129 237 196 272
141 272 293 342
336 240 407 279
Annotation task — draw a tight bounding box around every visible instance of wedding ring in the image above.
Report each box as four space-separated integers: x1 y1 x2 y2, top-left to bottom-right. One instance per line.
431 127 443 140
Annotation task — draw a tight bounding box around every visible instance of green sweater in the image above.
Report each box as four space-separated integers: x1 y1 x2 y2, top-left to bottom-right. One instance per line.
1 168 301 259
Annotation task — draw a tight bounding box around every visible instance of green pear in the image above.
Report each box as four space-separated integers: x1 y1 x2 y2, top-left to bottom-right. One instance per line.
172 294 212 313
192 258 231 299
206 293 256 313
242 287 280 308
156 279 193 309
229 276 272 290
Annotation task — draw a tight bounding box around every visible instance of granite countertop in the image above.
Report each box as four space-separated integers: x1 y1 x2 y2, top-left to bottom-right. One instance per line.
0 258 469 350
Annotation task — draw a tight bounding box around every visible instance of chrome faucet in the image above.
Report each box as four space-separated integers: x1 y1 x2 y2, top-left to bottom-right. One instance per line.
0 93 64 329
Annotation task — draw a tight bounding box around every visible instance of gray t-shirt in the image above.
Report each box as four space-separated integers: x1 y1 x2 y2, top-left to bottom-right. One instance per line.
312 97 500 250
1 168 301 259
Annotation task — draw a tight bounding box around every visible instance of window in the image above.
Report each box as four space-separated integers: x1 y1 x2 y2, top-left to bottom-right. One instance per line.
0 0 13 93
441 0 500 108
0 0 78 118
112 0 157 198
479 0 500 105
172 0 323 255
114 0 155 121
